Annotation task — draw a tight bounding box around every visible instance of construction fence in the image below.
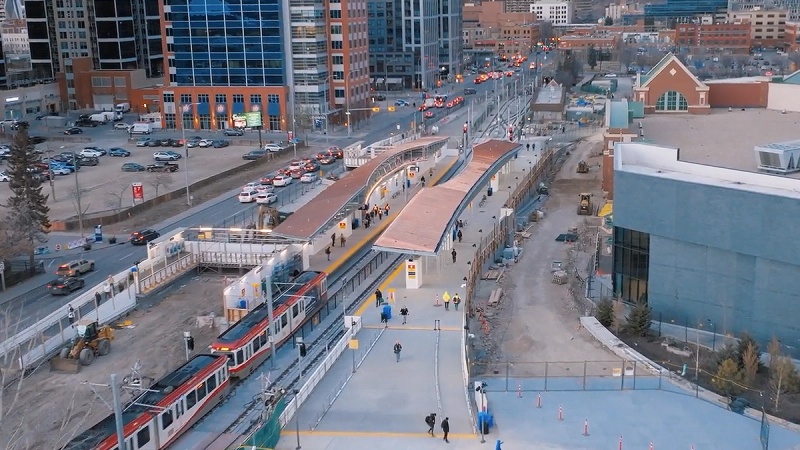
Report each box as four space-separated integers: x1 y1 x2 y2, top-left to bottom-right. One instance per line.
236 397 287 450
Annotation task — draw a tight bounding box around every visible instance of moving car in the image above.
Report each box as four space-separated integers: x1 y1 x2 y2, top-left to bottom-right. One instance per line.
146 161 179 172
114 123 131 130
263 143 282 152
130 229 160 245
238 190 259 203
259 174 275 185
29 136 46 145
244 182 264 191
108 147 130 157
395 99 409 106
272 175 292 187
288 160 303 171
424 111 435 119
326 147 343 158
10 121 29 130
463 88 477 95
153 151 180 161
300 172 318 183
121 162 146 172
317 155 335 165
224 128 244 136
256 192 278 204
242 149 266 160
56 259 95 277
47 277 85 295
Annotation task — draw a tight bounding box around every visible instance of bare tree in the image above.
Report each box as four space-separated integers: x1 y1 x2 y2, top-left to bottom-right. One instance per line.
634 53 648 69
787 51 800 70
105 182 129 213
742 341 759 385
767 335 782 369
770 355 799 410
149 174 174 198
538 21 554 42
69 187 91 220
619 46 634 70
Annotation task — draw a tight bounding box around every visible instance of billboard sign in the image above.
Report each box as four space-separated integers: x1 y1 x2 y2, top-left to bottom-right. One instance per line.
245 111 263 128
132 182 144 203
232 114 247 128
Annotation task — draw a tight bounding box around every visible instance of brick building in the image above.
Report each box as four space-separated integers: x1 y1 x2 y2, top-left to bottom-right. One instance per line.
785 21 800 51
728 10 789 48
633 53 710 114
557 33 619 49
675 23 751 53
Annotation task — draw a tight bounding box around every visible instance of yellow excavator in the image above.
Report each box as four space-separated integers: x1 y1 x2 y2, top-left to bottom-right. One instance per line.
577 193 594 216
50 319 114 373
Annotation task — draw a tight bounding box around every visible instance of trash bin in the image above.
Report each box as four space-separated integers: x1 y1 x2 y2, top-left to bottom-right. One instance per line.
382 304 392 320
353 218 360 229
487 187 493 197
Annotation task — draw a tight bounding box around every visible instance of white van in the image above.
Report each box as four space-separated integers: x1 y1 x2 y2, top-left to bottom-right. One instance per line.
129 122 153 134
89 113 108 123
115 103 131 113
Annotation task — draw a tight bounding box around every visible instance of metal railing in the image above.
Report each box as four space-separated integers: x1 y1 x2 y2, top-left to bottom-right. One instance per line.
138 253 196 292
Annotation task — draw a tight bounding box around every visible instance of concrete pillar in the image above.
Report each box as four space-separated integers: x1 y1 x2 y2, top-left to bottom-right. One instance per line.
301 243 311 270
337 215 353 238
405 258 422 289
489 174 499 193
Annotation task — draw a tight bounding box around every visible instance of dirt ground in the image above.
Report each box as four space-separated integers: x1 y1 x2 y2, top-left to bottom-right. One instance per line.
473 133 619 375
0 274 225 450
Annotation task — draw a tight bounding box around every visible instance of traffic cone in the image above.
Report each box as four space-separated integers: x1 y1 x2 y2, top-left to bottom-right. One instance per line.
517 384 522 398
536 393 542 408
434 295 441 307
582 419 589 436
557 405 563 421
618 435 623 450
649 441 654 450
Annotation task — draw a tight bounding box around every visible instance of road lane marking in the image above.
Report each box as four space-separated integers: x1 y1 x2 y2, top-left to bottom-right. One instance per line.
119 251 136 261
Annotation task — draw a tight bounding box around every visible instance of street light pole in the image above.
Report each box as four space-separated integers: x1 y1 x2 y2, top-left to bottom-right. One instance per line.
181 103 192 206
68 145 84 238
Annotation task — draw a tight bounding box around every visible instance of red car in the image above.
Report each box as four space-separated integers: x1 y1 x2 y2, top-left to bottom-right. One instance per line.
259 174 275 185
424 111 435 119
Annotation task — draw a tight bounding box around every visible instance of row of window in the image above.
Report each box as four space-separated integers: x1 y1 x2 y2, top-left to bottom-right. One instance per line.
162 93 280 104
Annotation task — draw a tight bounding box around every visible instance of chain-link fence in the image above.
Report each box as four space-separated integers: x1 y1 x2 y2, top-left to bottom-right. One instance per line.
236 397 287 450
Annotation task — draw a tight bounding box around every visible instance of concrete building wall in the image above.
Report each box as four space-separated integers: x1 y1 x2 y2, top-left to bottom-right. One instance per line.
614 169 800 344
707 81 768 108
767 82 800 112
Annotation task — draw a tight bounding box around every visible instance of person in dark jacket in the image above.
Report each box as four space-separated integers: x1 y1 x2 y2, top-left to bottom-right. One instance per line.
441 417 450 443
375 288 383 307
393 341 402 362
400 306 409 324
425 413 437 436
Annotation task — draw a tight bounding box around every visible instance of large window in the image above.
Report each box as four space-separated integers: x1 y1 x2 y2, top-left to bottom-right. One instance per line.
269 115 281 131
215 115 227 129
613 227 649 304
655 91 688 111
164 113 177 129
199 114 211 129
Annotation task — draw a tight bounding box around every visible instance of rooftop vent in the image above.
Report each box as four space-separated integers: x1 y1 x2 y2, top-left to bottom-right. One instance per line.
754 139 800 174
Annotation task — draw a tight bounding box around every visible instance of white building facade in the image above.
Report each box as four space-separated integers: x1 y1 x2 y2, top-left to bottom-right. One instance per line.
529 0 574 25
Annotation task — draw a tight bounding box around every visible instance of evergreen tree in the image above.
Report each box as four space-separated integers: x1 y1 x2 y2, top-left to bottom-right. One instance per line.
587 46 598 70
4 129 50 269
625 301 652 336
595 298 615 328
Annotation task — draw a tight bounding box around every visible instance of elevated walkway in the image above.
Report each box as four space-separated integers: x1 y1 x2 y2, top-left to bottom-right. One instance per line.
373 139 523 256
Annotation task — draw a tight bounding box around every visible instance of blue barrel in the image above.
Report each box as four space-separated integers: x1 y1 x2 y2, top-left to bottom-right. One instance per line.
353 218 360 228
239 300 247 309
382 304 392 320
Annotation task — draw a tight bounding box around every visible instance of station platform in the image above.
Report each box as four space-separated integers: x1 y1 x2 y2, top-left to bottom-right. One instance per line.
275 141 548 449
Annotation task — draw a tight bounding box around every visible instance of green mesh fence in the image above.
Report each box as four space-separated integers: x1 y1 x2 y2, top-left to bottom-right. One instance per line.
236 397 287 450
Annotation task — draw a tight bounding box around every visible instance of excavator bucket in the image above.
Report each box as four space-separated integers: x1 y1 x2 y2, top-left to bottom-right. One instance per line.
50 355 81 373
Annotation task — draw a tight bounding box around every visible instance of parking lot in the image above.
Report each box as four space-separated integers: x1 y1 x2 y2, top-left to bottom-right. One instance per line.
0 119 291 221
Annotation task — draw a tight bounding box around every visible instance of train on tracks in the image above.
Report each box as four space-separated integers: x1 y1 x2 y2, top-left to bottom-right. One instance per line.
64 271 328 450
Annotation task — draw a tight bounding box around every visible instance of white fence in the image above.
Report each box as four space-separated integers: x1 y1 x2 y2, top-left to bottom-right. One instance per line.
278 316 363 428
139 253 196 292
0 268 137 372
462 311 477 433
197 251 274 267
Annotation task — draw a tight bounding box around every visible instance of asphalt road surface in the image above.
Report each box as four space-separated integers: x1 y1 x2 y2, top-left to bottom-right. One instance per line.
0 62 527 334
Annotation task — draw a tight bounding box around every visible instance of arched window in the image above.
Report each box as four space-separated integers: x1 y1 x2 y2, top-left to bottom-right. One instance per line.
655 91 688 111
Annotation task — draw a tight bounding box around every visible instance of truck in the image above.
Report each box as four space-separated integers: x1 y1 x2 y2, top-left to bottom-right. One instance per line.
115 103 131 113
89 113 109 123
129 122 153 134
146 161 179 172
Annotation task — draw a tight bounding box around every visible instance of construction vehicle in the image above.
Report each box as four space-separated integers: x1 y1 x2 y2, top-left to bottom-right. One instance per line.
537 182 549 195
577 193 593 216
577 161 589 173
50 319 114 373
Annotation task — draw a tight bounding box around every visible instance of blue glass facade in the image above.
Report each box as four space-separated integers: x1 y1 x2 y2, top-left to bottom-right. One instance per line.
642 0 727 19
167 0 285 87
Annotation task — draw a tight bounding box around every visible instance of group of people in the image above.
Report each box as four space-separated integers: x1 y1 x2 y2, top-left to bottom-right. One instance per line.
364 203 390 229
425 413 451 443
324 233 347 260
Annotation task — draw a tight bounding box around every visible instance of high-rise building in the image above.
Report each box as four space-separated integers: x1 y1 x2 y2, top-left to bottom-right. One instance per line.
367 0 459 90
728 0 800 21
24 0 162 79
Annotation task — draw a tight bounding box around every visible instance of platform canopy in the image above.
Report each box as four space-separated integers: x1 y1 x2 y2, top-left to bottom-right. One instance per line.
272 136 448 240
373 140 521 256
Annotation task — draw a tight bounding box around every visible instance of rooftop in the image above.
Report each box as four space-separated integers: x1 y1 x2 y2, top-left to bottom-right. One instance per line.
535 84 565 105
640 108 800 177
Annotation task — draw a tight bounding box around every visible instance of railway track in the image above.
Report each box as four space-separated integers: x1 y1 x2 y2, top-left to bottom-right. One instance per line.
177 248 406 448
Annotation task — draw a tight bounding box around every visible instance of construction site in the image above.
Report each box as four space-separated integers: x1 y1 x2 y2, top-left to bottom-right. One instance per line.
471 133 618 376
0 275 225 450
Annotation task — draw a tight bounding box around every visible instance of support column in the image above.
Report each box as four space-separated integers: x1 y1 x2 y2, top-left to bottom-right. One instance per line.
405 257 422 289
489 174 499 193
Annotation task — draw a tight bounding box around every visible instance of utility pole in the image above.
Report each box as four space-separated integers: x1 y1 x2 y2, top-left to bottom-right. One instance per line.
181 103 192 206
111 374 126 450
264 260 276 369
73 148 84 238
295 336 305 450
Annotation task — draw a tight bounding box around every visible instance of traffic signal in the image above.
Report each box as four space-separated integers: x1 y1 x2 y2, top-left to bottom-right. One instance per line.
299 342 307 357
508 126 514 141
463 123 468 133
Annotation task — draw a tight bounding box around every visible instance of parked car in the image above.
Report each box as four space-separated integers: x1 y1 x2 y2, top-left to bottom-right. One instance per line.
56 259 95 277
373 94 387 101
147 161 179 172
198 139 213 148
47 277 85 295
29 136 46 144
50 166 71 176
272 175 292 187
147 139 160 147
136 138 154 147
238 190 259 203
10 120 29 130
84 146 107 156
79 156 99 166
256 192 278 204
130 229 160 245
0 171 8 182
153 151 180 161
243 149 266 160
263 143 282 152
114 122 131 130
186 139 200 148
108 147 131 157
166 138 183 147
300 172 318 183
76 119 98 127
223 128 244 136
80 148 104 158
212 139 229 148
121 162 146 172
36 112 58 120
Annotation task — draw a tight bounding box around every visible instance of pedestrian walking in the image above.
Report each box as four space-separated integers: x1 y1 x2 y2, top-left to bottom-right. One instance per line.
421 175 426 187
67 305 75 324
378 209 383 220
451 248 457 263
393 341 402 362
380 311 388 327
375 288 383 307
94 291 101 305
457 229 463 243
444 295 450 311
325 246 331 261
339 233 346 247
425 413 437 436
441 417 450 443
103 282 112 299
429 167 433 177
331 232 336 247
400 306 409 324
453 293 461 311
385 204 390 215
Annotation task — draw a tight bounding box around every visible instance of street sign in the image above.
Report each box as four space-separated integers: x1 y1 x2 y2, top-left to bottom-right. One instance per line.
0 261 4 272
